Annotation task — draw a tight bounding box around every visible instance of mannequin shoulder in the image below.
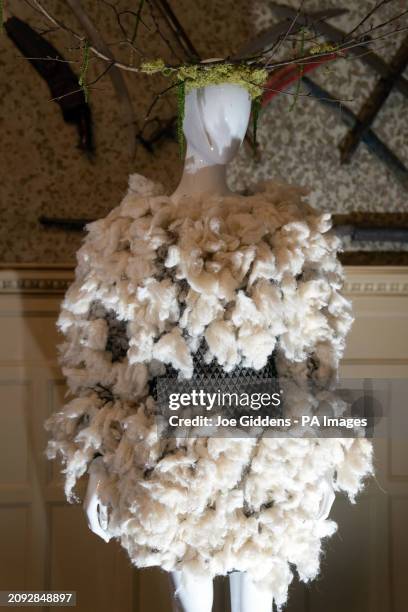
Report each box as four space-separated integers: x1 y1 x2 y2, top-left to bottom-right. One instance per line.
127 173 166 198
83 174 169 237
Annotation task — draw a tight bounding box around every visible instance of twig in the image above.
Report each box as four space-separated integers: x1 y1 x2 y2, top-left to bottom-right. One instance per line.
273 0 306 59
99 0 145 55
151 0 200 60
35 25 60 36
145 81 178 119
78 39 90 101
262 53 344 106
262 26 408 73
289 26 306 111
136 116 176 152
66 0 138 159
13 55 79 63
330 33 408 98
90 60 115 85
232 8 349 61
28 0 145 72
145 0 185 61
26 0 408 78
48 84 105 103
354 6 408 39
132 0 146 41
269 2 408 98
344 0 394 41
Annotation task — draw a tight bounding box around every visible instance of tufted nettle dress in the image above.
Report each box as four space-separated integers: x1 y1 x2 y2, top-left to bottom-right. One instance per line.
46 174 372 607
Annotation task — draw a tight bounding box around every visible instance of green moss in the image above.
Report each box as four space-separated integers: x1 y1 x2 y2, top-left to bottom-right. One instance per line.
140 60 268 99
140 60 268 157
309 42 338 55
176 63 268 99
140 59 168 74
177 80 186 158
78 40 90 102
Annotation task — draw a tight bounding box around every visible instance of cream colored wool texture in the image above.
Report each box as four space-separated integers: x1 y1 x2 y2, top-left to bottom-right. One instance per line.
47 174 372 608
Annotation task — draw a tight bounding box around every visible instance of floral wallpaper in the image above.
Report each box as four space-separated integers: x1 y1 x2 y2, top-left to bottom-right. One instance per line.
1 0 407 263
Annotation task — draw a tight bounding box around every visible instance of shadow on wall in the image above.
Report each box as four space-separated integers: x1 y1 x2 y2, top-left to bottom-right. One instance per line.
0 0 256 265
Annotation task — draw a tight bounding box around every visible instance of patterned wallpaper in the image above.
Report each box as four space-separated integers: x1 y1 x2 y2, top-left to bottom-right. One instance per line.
1 0 407 263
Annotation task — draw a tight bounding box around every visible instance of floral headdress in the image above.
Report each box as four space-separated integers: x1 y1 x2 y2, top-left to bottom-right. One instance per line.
15 0 407 161
141 59 268 155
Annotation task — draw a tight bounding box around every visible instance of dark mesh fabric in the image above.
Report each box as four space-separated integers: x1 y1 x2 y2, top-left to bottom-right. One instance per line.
150 341 280 418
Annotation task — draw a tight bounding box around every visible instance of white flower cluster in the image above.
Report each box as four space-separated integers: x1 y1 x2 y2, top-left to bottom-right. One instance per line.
47 174 372 607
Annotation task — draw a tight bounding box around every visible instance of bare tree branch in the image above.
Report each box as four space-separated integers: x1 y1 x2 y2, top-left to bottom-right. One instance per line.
65 0 138 159
145 0 185 61
272 0 306 59
145 81 178 120
262 25 408 72
344 0 395 41
27 0 408 78
150 0 200 60
28 0 144 72
99 0 146 55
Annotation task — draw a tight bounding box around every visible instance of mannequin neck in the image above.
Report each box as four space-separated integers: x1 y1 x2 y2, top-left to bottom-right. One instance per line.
171 142 233 202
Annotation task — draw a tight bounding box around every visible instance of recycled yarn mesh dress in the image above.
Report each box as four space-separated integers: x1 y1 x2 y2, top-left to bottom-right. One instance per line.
47 174 372 607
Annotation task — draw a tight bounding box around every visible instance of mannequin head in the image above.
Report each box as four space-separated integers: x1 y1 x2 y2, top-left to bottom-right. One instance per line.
183 83 252 166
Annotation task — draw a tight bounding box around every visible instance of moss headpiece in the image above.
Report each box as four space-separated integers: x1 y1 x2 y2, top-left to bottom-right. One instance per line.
141 59 268 98
141 60 268 155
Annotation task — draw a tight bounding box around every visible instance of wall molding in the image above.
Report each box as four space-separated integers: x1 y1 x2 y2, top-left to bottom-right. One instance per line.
342 267 408 297
0 278 72 294
0 265 408 296
0 266 73 295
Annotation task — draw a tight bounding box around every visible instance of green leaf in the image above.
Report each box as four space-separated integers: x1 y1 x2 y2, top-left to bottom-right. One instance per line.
252 97 261 153
79 39 90 102
177 80 186 159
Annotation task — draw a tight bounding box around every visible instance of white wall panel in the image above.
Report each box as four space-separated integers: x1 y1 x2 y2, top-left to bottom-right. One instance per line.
0 265 406 612
0 507 29 590
0 381 29 484
48 505 133 612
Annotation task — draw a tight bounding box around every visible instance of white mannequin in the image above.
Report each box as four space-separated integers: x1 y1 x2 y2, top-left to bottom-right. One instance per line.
170 82 250 202
84 82 336 612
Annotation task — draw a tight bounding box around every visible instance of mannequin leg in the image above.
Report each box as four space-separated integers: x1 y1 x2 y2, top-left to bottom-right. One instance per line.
170 571 213 612
229 572 242 611
229 572 273 612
